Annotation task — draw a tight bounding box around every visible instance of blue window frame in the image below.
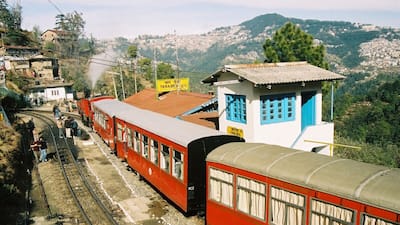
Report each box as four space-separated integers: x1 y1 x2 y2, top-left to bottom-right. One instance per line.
260 93 295 124
226 94 246 124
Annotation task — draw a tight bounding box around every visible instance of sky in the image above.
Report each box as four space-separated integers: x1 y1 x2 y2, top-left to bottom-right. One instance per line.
17 0 400 40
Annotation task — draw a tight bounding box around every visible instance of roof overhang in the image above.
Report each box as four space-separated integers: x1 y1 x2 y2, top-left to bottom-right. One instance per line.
202 62 345 86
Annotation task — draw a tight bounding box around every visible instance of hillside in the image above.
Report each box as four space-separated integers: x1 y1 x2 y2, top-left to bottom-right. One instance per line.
133 13 400 78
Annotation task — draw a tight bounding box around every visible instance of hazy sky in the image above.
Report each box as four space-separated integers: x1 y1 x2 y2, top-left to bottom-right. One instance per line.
18 0 400 39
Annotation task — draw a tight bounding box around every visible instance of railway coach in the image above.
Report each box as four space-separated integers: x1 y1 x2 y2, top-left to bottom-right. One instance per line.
77 95 113 127
114 103 244 215
206 142 400 225
91 99 133 152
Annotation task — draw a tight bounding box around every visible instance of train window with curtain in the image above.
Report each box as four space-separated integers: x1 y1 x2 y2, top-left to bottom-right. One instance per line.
127 128 133 148
237 176 266 220
172 150 184 181
209 168 233 208
117 123 123 141
94 111 98 122
134 131 140 153
362 214 398 225
311 199 354 225
98 113 106 129
270 186 305 225
150 139 159 166
141 134 149 159
160 144 170 173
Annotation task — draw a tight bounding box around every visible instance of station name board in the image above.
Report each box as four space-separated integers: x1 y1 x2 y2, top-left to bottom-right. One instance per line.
156 78 189 92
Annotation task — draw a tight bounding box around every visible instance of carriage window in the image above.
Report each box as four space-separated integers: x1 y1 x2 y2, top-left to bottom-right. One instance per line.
270 186 305 225
209 168 233 208
311 199 354 225
150 139 158 165
127 128 133 148
134 131 140 153
117 123 123 141
172 150 184 181
237 176 266 220
362 214 398 225
96 112 107 129
160 144 170 173
141 135 149 159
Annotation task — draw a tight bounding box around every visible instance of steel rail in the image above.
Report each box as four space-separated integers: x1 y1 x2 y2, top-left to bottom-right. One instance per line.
21 111 118 225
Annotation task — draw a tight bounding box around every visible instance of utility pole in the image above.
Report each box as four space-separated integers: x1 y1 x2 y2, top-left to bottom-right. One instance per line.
154 48 158 99
174 30 180 94
107 71 120 100
112 75 118 100
134 49 140 94
118 61 126 100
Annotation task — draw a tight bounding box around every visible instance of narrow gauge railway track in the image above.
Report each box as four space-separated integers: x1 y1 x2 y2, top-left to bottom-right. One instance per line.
22 111 119 225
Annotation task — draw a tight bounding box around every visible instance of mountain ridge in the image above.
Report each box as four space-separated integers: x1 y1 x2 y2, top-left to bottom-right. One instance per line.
132 13 400 76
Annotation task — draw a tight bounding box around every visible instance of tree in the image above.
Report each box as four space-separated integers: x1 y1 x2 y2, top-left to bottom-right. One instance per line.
54 11 86 58
127 45 138 59
157 62 174 79
263 22 329 69
0 0 13 29
138 58 152 81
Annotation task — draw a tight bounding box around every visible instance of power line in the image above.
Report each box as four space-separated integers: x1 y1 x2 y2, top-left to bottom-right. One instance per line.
47 0 64 15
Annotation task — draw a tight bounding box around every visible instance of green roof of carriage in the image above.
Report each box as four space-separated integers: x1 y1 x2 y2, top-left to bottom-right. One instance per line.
207 142 400 213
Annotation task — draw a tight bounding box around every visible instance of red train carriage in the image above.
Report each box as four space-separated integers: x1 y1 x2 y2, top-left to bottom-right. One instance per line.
206 142 400 225
114 104 244 215
77 96 113 127
91 99 132 152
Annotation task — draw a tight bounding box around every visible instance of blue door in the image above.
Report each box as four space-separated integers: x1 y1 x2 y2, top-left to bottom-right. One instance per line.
301 91 316 130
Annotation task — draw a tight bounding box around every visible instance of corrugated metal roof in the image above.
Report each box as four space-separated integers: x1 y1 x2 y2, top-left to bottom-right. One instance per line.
124 88 215 117
118 106 225 146
203 62 345 85
207 142 400 214
95 98 227 146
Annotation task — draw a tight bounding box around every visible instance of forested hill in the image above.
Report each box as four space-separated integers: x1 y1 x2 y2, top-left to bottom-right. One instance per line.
133 13 400 76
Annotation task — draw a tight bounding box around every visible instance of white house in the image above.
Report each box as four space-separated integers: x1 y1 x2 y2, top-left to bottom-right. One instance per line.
202 62 345 155
27 82 74 105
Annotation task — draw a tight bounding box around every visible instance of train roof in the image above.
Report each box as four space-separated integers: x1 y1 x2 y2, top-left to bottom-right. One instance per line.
207 142 400 214
92 99 134 117
94 99 232 147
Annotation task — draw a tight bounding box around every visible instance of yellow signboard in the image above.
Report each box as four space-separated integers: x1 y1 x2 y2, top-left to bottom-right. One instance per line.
156 78 189 92
227 126 244 138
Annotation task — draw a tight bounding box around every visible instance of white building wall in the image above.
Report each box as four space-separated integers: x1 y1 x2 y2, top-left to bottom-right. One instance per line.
44 87 67 101
217 79 333 154
217 80 255 139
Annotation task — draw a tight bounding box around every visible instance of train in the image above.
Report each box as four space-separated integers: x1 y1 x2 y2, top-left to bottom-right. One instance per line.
78 97 400 224
76 95 113 127
90 98 244 215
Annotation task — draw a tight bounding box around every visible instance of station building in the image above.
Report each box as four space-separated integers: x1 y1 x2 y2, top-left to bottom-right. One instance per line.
202 62 345 155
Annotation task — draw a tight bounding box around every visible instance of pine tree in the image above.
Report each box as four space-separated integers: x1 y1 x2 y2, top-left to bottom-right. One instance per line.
263 22 329 69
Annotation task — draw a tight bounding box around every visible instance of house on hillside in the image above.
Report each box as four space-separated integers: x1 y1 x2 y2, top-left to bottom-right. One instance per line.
124 88 218 128
0 45 40 57
202 61 345 155
41 29 72 44
30 55 59 80
27 81 74 105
